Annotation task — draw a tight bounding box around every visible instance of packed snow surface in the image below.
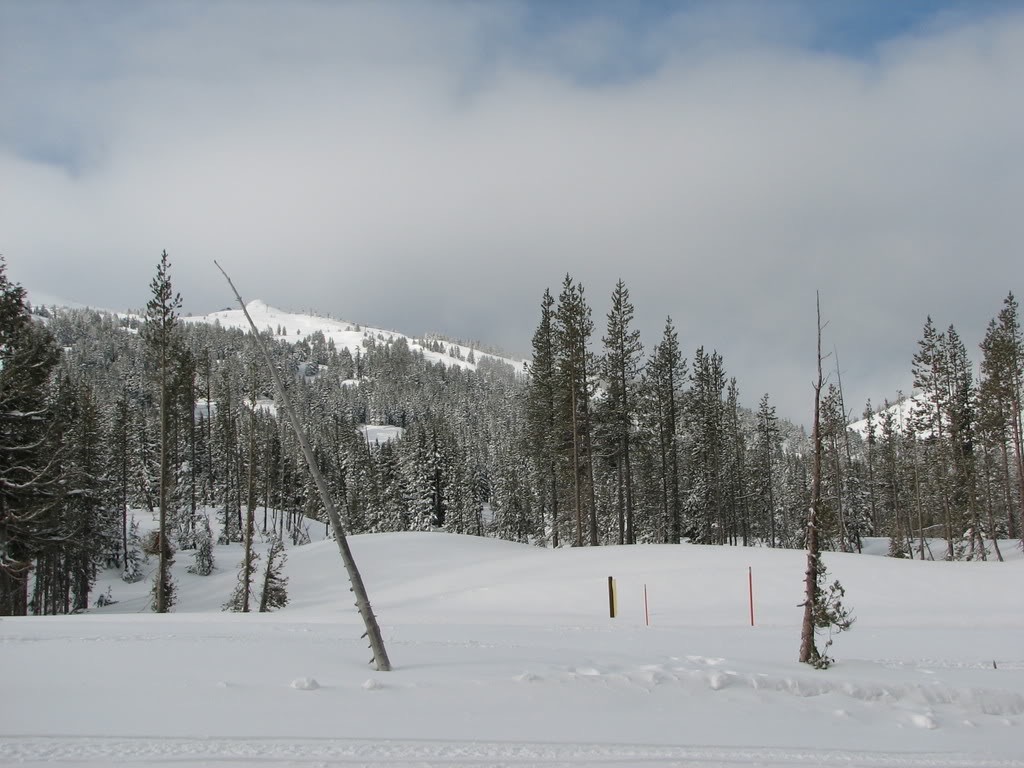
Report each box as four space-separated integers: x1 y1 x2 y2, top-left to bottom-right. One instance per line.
2 531 1023 767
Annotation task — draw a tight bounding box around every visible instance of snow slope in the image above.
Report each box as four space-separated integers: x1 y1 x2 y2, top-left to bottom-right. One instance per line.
184 299 527 374
848 392 921 438
2 531 1023 767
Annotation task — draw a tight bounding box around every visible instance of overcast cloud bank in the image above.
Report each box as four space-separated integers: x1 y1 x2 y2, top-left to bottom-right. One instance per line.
2 1 1022 422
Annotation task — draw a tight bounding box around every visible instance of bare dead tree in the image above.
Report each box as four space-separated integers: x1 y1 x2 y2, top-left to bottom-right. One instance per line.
799 293 826 665
799 293 853 669
215 262 392 671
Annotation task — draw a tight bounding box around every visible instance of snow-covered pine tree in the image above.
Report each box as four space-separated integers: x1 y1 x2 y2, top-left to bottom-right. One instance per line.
644 317 686 544
188 514 215 576
0 258 60 616
688 347 727 545
122 517 144 583
142 250 182 612
554 275 598 546
977 294 1024 555
224 493 257 612
107 386 135 570
601 279 643 545
722 378 749 546
525 288 561 546
752 393 781 547
258 536 288 612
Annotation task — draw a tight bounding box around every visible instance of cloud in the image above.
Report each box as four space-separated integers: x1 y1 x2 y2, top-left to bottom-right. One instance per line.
2 1 1022 423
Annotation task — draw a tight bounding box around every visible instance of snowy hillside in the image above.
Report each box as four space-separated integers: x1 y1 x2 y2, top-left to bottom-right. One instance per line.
848 392 921 438
3 529 1023 767
183 299 527 374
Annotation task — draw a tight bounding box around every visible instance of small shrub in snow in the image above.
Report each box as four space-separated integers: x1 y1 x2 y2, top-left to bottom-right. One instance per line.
808 566 855 670
150 567 176 612
142 529 175 559
188 515 215 576
223 550 259 612
258 536 289 612
122 519 144 584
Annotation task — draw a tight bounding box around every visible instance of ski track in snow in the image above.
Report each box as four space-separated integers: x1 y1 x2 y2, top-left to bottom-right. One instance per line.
4 736 1024 768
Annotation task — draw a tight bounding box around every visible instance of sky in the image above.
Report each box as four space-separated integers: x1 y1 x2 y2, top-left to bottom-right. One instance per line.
2 0 1023 424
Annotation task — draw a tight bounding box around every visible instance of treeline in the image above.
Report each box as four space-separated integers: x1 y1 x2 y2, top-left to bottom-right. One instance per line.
858 303 1024 561
519 276 1023 560
1 255 1020 616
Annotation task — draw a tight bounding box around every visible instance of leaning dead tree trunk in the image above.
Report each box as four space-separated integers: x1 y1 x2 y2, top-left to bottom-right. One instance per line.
216 262 392 671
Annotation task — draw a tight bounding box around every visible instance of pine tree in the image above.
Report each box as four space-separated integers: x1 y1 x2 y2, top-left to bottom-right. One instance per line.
258 536 289 612
525 289 561 546
0 258 60 615
142 250 182 612
122 517 144 583
820 384 849 550
188 514 215 576
601 280 643 545
722 378 749 546
223 548 259 612
689 347 726 544
645 318 686 543
752 394 781 546
554 275 598 546
943 326 983 558
860 402 881 538
979 294 1024 546
40 376 109 613
107 386 136 573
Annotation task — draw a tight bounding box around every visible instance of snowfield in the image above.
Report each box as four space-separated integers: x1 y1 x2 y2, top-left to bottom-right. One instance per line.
2 530 1023 767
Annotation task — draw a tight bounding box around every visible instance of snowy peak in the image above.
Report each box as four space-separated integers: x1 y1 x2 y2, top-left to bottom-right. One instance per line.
847 392 924 439
184 300 526 374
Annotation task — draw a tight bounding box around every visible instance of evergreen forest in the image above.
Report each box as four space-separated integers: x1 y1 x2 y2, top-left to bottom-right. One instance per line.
1 255 1021 617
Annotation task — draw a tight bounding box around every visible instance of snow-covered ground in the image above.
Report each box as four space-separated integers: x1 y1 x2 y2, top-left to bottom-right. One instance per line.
2 528 1023 767
358 424 405 445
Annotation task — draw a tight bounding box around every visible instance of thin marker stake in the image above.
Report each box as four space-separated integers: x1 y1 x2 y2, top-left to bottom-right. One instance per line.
748 566 755 627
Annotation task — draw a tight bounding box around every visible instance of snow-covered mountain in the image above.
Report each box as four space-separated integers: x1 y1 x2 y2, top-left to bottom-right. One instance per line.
183 299 527 374
847 393 921 438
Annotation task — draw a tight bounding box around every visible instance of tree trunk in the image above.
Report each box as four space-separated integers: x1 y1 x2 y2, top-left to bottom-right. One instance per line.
157 361 169 613
799 294 824 665
623 433 635 545
570 382 583 547
217 262 392 671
